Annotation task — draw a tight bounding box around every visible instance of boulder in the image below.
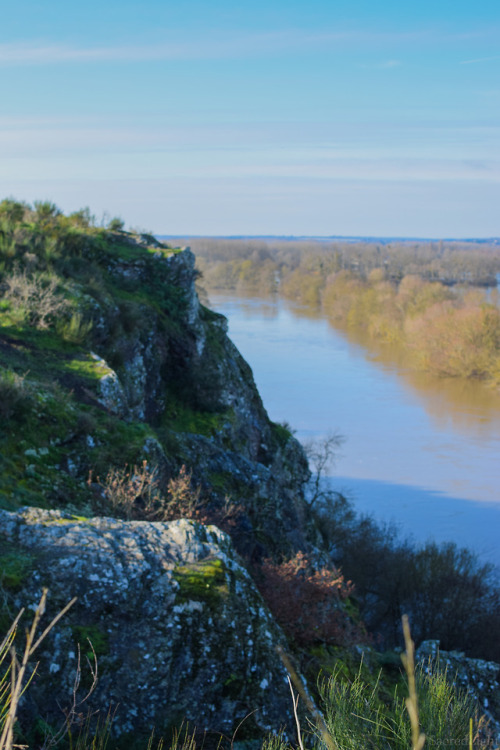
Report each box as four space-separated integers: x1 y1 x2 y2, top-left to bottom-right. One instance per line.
0 508 296 741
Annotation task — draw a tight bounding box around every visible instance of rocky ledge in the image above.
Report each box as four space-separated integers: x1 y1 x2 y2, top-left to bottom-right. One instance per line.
0 507 296 740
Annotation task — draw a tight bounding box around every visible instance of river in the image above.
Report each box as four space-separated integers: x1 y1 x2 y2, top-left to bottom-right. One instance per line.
208 293 500 572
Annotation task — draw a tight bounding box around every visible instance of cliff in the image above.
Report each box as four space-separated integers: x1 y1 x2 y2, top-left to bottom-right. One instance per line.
0 211 313 560
0 204 320 741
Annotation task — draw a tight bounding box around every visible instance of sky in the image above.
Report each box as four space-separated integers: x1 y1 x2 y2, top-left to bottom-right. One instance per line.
0 0 499 237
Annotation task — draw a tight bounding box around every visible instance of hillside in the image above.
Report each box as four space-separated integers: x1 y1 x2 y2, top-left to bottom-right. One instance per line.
0 199 339 741
0 200 313 556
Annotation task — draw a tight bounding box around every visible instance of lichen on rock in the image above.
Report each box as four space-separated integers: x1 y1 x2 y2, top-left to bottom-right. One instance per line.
0 508 295 738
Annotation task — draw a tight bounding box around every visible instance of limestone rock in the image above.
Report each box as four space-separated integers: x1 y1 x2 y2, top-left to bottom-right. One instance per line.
0 508 295 740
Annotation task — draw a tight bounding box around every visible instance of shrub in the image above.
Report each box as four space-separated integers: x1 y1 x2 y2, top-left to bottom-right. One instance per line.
108 217 125 231
90 463 205 522
0 199 27 225
317 657 485 750
89 461 162 520
0 370 32 421
57 311 94 344
2 269 69 329
33 200 62 227
313 489 500 660
68 207 95 229
256 552 363 647
162 465 202 520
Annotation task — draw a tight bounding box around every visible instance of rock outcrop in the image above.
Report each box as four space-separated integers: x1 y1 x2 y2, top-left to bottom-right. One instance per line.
0 233 314 560
0 507 296 740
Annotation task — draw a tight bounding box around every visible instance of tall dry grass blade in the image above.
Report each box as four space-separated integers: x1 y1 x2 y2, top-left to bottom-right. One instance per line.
277 645 338 750
401 615 426 750
0 589 77 750
287 677 305 750
30 596 78 656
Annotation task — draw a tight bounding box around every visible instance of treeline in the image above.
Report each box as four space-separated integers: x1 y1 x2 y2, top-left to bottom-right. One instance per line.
175 236 500 290
178 237 500 383
293 270 500 381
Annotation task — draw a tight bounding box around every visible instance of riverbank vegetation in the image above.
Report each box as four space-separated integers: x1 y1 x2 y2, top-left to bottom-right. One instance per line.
184 237 500 383
312 488 500 662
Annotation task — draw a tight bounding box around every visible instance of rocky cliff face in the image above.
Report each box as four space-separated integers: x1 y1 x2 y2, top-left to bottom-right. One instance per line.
0 223 318 741
0 231 313 559
0 507 296 741
89 246 314 560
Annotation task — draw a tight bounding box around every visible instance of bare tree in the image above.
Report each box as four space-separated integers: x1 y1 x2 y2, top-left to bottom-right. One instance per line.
303 432 345 507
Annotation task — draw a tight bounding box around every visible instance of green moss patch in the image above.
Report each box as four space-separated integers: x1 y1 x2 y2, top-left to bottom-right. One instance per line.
0 549 34 591
162 393 232 437
173 558 228 609
71 624 109 659
64 354 109 381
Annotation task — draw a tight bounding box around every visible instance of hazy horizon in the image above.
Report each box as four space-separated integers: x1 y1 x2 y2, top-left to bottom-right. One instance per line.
160 233 500 242
1 0 499 237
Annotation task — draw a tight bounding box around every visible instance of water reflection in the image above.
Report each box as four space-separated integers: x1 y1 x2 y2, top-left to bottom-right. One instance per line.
208 292 500 567
275 295 500 436
330 475 500 572
212 292 281 321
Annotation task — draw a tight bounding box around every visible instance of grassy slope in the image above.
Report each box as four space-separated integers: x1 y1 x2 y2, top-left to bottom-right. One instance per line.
0 200 211 513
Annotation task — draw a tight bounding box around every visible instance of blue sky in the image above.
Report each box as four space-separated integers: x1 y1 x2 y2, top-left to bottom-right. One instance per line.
0 0 499 236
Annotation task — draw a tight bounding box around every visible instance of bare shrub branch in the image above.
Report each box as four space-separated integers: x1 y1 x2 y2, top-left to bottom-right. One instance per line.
303 432 345 507
3 269 70 329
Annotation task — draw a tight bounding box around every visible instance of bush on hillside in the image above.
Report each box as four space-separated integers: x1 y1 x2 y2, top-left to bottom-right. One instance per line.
255 552 365 647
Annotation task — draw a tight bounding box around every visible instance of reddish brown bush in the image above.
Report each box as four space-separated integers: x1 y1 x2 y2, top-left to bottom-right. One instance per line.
255 552 365 647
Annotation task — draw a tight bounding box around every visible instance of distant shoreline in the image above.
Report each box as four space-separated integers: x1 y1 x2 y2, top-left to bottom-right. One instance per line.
159 234 500 244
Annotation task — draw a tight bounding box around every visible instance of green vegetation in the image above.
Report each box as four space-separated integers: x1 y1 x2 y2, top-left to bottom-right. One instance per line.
0 199 205 515
270 421 295 448
71 624 109 659
0 545 34 632
172 558 229 609
192 237 500 383
0 551 33 591
0 369 33 422
161 392 233 437
317 657 478 749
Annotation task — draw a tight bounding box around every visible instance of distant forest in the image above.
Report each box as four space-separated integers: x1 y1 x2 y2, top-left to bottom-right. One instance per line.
164 237 500 383
164 237 500 291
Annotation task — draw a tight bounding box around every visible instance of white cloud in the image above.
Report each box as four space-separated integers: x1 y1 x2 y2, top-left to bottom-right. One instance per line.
460 55 500 65
0 41 192 64
0 27 496 66
358 59 401 70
